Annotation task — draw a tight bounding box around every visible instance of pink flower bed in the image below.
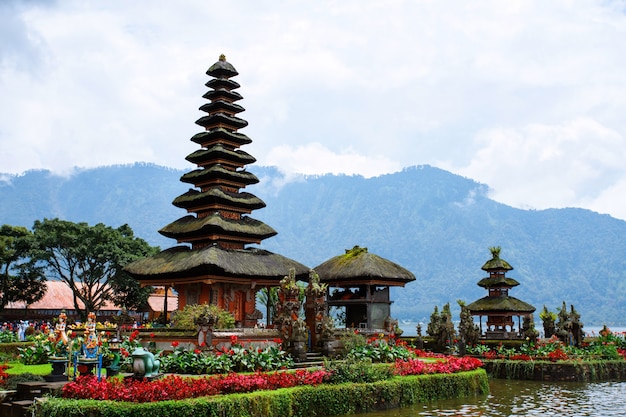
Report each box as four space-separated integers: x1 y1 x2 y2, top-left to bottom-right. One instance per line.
63 369 330 402
393 356 483 376
62 355 484 403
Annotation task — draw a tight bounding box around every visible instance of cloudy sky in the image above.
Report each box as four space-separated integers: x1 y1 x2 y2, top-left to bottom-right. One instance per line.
2 1 626 220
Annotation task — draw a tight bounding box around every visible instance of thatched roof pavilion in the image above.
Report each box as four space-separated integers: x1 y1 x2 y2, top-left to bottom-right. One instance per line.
314 246 415 331
466 247 535 339
125 55 308 327
125 246 308 286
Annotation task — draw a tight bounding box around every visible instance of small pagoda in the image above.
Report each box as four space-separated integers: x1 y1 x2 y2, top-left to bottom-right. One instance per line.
313 246 415 331
466 247 535 339
125 55 309 327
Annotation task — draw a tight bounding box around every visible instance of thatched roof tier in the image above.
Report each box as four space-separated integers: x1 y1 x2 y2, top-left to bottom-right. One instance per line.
202 89 243 103
195 113 248 130
466 296 535 313
173 188 265 212
206 55 238 78
180 166 259 187
199 100 245 116
159 213 277 242
481 246 513 271
124 245 309 285
185 145 256 167
476 276 520 288
205 77 240 90
314 246 415 286
190 128 252 148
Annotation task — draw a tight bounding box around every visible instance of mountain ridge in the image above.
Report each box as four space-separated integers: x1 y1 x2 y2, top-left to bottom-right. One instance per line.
1 163 624 326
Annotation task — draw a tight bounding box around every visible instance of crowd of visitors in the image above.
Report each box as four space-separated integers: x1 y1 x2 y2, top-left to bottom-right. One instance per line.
0 320 51 341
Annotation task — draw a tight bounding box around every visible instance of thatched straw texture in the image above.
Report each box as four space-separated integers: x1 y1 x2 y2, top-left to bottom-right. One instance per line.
476 276 520 288
190 128 251 147
124 245 309 283
186 144 255 166
313 246 415 286
172 188 265 210
481 246 513 271
467 296 535 313
180 165 259 185
159 214 276 240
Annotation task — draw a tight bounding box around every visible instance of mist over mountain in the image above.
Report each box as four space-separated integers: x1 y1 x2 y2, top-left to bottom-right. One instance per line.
2 163 625 326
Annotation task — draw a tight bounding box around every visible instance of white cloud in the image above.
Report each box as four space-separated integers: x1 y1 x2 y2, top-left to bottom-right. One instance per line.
264 143 401 178
443 118 626 216
2 0 626 219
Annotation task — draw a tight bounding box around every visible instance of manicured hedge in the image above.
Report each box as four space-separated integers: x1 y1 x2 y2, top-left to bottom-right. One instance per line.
483 359 626 382
32 369 488 417
0 342 31 358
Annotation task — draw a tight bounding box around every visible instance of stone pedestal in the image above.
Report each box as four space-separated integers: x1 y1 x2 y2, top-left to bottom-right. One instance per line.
45 359 68 382
291 341 307 362
321 339 335 358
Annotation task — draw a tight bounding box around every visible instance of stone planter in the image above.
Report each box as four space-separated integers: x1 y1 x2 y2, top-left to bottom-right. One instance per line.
75 358 99 377
45 358 69 382
291 340 307 362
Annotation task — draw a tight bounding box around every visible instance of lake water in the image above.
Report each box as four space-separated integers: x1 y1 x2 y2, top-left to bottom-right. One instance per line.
342 379 626 417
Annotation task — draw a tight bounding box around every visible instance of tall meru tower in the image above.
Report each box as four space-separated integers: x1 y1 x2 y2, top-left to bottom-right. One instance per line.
125 55 309 327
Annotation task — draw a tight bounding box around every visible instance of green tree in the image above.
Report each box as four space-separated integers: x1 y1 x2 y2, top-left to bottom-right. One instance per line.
522 315 539 342
457 299 480 347
556 300 570 343
256 286 278 326
440 302 457 350
0 224 47 312
426 305 440 339
539 305 556 338
108 269 154 313
31 219 158 319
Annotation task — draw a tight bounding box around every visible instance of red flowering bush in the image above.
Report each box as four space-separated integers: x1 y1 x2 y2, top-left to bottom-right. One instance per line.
547 348 568 361
63 369 331 402
409 348 445 358
509 354 532 361
0 363 9 387
394 356 483 376
483 350 500 359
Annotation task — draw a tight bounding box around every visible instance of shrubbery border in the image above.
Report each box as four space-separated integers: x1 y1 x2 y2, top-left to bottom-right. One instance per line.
483 359 626 381
33 369 488 417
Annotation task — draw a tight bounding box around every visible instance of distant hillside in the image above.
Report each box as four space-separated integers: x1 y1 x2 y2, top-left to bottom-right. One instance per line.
2 163 625 326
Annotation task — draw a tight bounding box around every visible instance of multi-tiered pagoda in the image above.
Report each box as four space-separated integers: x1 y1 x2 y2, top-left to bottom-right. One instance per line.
466 247 535 339
125 55 309 327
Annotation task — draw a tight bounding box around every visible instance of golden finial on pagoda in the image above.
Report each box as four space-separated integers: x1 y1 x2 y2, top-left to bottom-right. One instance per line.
219 54 226 61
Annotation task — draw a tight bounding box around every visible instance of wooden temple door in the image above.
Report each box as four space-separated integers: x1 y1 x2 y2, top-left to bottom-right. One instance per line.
232 291 245 323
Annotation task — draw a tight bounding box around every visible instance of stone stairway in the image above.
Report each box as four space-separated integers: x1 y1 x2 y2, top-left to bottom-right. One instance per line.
0 381 68 417
293 351 325 369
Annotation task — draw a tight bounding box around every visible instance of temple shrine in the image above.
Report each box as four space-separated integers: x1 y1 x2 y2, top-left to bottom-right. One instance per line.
125 55 309 327
314 246 415 331
466 247 535 339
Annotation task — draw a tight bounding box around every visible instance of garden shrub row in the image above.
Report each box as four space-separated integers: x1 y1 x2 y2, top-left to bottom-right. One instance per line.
0 342 30 359
483 359 626 382
32 369 488 417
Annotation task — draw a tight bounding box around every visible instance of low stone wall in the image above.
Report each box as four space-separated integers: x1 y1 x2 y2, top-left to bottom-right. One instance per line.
483 359 626 382
126 327 282 352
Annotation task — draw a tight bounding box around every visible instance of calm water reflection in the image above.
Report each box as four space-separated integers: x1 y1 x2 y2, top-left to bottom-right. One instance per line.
345 380 626 417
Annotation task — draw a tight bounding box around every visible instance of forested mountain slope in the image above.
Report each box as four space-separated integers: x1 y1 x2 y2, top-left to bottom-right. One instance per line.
2 163 624 325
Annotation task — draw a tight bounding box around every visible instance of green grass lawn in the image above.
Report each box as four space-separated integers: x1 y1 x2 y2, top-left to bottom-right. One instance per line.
5 362 52 376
